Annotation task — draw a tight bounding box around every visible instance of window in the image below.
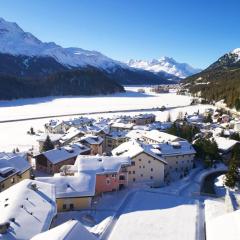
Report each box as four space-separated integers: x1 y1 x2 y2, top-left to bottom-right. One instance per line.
119 175 125 180
70 204 74 210
150 176 153 180
63 204 66 210
139 158 142 162
106 179 110 185
141 174 143 177
131 161 135 166
148 160 151 164
139 166 141 169
129 171 131 174
151 168 153 172
133 178 136 182
176 161 178 164
133 171 135 174
143 166 145 169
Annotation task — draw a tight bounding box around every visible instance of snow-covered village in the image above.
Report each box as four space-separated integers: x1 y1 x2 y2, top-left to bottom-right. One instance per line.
0 1 240 240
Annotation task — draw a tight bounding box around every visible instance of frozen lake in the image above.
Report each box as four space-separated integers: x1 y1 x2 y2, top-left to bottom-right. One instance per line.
0 86 213 152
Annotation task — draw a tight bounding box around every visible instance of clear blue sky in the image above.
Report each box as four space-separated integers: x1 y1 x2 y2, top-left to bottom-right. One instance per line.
0 0 239 68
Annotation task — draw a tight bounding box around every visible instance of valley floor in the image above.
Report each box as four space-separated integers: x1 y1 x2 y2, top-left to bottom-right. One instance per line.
0 87 213 152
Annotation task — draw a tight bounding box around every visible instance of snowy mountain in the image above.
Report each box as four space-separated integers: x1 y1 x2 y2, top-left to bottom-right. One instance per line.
128 57 201 79
0 17 174 85
0 17 126 70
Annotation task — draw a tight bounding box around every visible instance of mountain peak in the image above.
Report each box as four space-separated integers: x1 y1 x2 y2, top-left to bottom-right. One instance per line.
128 57 201 78
231 48 240 61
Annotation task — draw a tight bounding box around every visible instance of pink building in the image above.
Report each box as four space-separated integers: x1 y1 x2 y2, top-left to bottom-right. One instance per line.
73 155 130 194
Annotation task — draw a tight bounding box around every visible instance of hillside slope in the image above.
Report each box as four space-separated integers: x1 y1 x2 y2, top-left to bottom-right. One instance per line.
183 49 240 109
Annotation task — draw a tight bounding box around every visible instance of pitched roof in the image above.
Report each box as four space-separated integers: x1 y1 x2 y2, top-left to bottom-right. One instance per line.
0 179 56 240
38 144 89 164
0 154 31 182
112 140 167 164
80 135 103 145
31 219 97 240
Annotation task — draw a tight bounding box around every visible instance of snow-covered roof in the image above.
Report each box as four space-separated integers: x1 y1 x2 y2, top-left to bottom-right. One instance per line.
60 127 84 142
80 135 103 145
74 155 131 174
112 139 195 163
152 141 196 156
142 130 181 143
38 144 89 164
107 130 128 139
37 133 62 142
111 122 134 129
207 208 240 240
112 140 167 164
85 124 110 134
0 179 56 240
64 117 94 127
132 113 155 120
214 137 239 152
0 154 31 182
37 173 96 198
31 219 97 240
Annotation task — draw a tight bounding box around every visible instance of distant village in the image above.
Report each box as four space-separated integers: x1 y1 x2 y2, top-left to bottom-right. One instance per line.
0 102 240 239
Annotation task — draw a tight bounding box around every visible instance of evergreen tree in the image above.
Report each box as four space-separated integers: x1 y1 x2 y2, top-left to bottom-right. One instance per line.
30 127 35 135
225 156 239 188
166 112 172 122
41 135 54 152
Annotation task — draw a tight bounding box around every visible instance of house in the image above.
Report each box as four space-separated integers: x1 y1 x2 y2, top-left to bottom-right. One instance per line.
35 144 90 174
110 122 134 132
63 117 94 130
0 179 56 239
84 124 110 152
37 133 62 152
214 137 239 161
31 219 97 240
80 135 103 155
73 155 131 194
112 140 167 186
59 127 85 146
45 119 65 134
0 154 31 192
105 130 128 153
130 114 156 125
37 173 95 212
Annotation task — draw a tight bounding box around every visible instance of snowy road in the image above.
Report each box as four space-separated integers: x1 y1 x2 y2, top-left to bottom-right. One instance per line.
0 105 188 123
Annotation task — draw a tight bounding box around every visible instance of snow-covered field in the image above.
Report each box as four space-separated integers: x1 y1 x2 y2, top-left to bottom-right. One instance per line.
0 87 191 121
109 191 198 240
0 87 213 152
